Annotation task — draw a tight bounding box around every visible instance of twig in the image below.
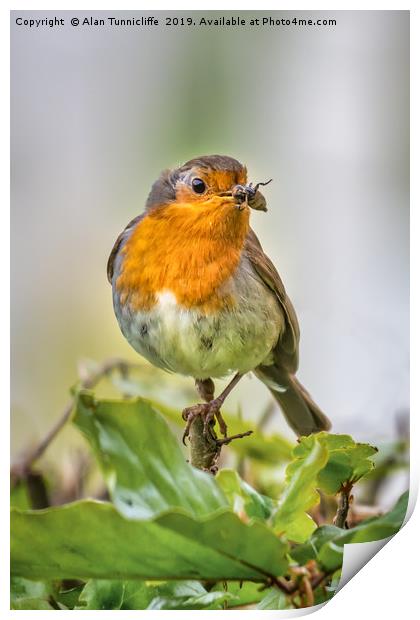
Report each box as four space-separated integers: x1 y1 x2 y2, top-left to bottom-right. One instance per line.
310 572 329 591
268 568 332 603
188 420 253 472
333 482 353 529
11 357 132 480
300 576 314 608
217 430 253 446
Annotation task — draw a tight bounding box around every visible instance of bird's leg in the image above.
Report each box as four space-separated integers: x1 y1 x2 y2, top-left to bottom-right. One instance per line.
195 378 216 403
182 373 243 443
202 374 244 438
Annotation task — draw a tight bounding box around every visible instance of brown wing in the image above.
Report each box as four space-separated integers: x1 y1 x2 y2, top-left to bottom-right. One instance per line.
244 228 300 374
107 214 144 283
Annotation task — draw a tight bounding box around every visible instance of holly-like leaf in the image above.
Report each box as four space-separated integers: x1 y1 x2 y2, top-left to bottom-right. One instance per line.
289 432 377 495
272 439 329 542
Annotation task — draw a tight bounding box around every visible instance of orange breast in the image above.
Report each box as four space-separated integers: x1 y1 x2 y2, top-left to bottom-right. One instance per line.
116 198 250 313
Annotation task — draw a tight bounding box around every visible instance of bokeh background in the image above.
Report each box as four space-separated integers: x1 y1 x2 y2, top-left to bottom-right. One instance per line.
11 11 409 506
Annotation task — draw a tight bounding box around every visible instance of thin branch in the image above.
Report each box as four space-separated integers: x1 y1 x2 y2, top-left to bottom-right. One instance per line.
300 576 314 608
188 420 253 472
216 430 253 446
188 416 221 472
333 482 353 529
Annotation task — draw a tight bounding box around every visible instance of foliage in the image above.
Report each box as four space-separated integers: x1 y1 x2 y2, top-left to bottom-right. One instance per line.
289 432 378 494
10 390 408 610
272 438 328 542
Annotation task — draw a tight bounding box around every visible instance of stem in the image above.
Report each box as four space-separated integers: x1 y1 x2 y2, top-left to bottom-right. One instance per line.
334 483 353 529
188 419 253 472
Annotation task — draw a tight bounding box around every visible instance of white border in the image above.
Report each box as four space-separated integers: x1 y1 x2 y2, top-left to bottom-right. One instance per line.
3 3 416 619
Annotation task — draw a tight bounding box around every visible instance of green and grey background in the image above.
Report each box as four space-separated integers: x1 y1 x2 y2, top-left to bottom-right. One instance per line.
11 11 409 505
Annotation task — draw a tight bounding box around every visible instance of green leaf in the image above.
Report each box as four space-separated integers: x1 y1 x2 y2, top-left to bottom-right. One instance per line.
10 576 56 610
11 598 55 610
291 491 408 573
317 491 408 571
76 580 125 610
215 469 273 520
55 584 85 610
272 439 329 542
11 500 289 582
74 392 227 519
147 581 233 610
257 588 290 609
74 579 233 610
290 525 342 565
120 581 155 610
291 491 409 573
10 482 31 510
12 395 289 585
290 433 377 495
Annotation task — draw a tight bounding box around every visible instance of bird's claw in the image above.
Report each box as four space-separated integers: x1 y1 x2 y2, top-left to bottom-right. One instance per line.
182 400 228 444
182 403 205 445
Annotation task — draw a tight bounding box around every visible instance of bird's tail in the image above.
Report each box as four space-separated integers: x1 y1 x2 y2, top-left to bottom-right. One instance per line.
255 369 331 436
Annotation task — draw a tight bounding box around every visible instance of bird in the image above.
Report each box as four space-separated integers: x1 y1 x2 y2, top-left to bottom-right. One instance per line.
107 155 331 441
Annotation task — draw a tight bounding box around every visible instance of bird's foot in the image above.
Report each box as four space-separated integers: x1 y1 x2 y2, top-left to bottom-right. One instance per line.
182 398 228 445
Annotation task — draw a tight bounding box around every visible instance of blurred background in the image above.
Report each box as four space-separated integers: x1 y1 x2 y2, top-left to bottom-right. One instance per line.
11 11 409 507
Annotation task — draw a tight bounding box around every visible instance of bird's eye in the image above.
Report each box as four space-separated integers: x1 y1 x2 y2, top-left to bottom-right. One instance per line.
191 177 206 194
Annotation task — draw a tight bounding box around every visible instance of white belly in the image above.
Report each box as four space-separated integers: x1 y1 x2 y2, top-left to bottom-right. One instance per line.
114 257 283 379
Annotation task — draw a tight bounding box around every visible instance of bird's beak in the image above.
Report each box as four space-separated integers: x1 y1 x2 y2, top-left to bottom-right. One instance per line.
231 179 272 212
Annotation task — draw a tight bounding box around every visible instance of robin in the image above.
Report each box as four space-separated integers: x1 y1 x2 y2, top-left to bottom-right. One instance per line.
107 155 331 441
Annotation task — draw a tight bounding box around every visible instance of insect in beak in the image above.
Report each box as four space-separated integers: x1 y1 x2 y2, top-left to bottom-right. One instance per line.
229 179 272 211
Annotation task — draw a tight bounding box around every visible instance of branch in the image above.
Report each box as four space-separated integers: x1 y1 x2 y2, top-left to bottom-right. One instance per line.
188 418 253 473
188 416 221 472
333 482 353 529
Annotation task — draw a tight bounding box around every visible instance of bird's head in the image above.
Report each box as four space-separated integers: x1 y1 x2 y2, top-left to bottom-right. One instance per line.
145 155 271 216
